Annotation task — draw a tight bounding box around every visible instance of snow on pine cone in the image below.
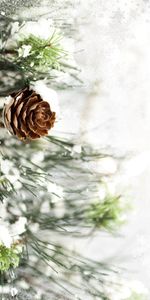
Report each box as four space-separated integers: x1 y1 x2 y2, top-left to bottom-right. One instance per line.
3 87 56 141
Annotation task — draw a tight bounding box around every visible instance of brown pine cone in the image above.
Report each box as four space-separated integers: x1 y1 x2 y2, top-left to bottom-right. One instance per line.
3 87 56 141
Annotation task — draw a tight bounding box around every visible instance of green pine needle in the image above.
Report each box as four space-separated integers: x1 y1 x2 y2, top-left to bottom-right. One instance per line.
0 176 15 202
86 195 129 230
0 244 20 271
17 32 67 72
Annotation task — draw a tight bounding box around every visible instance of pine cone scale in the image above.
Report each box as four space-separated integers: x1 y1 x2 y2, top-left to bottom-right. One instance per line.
4 97 15 135
9 96 25 138
28 112 43 136
16 102 24 117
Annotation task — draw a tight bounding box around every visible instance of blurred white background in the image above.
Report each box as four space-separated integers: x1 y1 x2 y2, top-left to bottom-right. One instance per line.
58 0 150 290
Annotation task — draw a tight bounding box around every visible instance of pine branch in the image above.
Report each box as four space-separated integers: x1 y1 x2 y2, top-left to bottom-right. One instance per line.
0 17 81 90
0 133 130 298
17 231 116 300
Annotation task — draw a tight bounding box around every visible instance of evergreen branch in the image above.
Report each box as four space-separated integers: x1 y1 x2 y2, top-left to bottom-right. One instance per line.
0 16 81 90
0 133 130 299
17 231 117 300
0 135 128 231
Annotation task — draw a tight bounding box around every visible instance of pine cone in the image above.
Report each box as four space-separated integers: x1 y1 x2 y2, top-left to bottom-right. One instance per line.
3 87 56 141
